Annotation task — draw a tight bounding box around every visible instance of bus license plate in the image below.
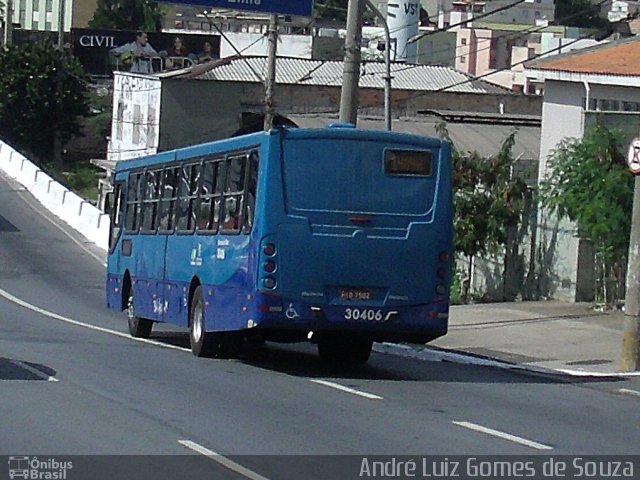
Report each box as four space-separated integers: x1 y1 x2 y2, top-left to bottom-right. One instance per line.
340 288 372 301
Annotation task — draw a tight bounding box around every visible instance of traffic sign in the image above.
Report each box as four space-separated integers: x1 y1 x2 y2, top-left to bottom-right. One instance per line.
161 0 314 17
628 137 640 175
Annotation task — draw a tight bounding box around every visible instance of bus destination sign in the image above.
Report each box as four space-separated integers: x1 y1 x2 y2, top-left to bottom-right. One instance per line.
162 0 314 17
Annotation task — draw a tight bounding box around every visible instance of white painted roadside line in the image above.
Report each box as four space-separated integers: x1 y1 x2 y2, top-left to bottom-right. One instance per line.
309 379 383 400
10 359 59 382
374 343 640 378
0 287 191 353
452 421 553 451
619 388 640 397
178 440 270 480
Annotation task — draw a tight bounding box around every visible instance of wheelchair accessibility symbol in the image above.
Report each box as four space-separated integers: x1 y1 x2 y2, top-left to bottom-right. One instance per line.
285 303 300 319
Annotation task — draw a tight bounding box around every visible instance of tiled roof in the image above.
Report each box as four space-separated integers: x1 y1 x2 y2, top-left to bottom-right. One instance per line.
175 56 511 94
527 37 640 77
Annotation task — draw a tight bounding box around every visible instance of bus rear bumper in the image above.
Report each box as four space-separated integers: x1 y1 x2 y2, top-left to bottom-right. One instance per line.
249 296 449 344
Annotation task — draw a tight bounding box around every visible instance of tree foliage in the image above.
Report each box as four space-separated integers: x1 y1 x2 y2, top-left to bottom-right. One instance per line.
556 0 608 29
89 0 165 32
540 124 632 273
315 0 349 22
0 43 89 166
437 122 528 301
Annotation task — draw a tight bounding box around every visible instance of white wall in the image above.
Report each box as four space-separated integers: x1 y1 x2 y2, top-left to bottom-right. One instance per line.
108 73 162 163
220 32 313 59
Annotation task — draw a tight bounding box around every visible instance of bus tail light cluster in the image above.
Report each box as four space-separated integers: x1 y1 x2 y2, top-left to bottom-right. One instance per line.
261 241 278 290
435 250 450 295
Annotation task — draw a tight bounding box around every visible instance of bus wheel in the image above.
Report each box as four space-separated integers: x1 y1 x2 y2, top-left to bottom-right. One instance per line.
127 292 153 338
189 286 243 358
317 334 373 365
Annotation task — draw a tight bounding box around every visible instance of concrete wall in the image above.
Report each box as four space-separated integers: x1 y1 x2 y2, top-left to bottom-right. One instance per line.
159 80 243 151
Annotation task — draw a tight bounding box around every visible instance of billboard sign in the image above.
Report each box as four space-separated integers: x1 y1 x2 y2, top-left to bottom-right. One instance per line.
161 0 314 17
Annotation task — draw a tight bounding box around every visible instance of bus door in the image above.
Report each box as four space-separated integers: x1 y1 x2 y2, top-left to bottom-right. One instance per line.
132 168 168 321
158 164 193 325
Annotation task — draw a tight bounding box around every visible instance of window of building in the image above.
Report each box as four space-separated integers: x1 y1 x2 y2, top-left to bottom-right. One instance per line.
460 56 466 63
461 38 467 45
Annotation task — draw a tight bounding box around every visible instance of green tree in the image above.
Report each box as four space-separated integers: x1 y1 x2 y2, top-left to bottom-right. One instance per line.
0 43 89 167
437 122 527 302
315 0 349 22
89 0 165 32
540 124 632 303
556 0 608 29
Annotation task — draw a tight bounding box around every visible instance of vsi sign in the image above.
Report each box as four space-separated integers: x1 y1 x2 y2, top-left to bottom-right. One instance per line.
161 0 314 16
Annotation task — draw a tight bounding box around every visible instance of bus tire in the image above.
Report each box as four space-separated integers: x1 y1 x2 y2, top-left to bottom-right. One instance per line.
189 286 244 358
127 292 153 338
317 333 373 365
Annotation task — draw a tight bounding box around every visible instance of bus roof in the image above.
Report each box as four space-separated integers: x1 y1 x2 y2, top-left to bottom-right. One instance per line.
113 126 444 173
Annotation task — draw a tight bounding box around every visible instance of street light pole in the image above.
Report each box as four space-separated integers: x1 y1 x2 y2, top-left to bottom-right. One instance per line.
3 0 12 46
263 14 278 131
339 0 365 125
57 0 65 49
364 0 392 131
621 175 640 371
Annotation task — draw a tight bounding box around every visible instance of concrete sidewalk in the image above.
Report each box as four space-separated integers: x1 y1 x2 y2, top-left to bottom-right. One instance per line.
429 301 629 375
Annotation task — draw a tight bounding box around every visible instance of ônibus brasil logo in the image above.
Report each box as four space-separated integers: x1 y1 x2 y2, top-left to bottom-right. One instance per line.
8 456 72 480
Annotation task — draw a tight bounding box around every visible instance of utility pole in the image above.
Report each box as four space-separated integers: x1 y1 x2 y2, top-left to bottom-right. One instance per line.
621 175 640 371
3 0 12 46
57 0 65 49
339 0 365 125
263 14 278 131
53 0 66 168
364 0 392 130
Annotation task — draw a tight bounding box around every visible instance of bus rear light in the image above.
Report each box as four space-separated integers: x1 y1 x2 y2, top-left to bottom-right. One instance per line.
438 251 449 262
264 260 276 273
263 243 276 256
437 267 447 279
263 277 277 289
435 284 447 295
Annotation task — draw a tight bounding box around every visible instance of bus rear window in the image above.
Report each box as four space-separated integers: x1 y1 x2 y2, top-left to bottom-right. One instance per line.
385 150 433 176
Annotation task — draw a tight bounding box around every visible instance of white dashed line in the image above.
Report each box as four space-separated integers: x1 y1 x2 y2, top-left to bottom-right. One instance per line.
452 421 553 450
309 379 383 400
178 440 270 480
10 359 59 382
0 287 190 353
619 388 640 398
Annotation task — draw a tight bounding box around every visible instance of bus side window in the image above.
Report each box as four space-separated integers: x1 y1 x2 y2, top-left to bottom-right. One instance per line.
243 151 259 234
197 158 224 232
221 154 246 234
125 173 141 232
109 182 126 250
142 170 161 232
159 167 179 231
176 163 200 231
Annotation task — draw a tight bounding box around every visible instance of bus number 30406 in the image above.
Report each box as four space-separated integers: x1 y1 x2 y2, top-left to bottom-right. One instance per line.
345 308 384 321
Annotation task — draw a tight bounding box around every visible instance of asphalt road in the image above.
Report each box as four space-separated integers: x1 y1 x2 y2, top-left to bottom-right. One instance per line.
1 171 640 479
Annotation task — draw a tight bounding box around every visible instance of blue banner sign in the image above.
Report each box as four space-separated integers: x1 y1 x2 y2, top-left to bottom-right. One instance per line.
162 0 314 17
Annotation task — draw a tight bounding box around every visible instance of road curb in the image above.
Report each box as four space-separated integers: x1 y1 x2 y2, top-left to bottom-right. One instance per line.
375 342 640 378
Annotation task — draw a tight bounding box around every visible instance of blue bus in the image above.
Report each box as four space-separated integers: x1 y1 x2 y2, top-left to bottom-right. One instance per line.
106 124 452 364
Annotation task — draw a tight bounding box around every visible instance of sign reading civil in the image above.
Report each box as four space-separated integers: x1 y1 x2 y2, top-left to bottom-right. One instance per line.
162 0 314 17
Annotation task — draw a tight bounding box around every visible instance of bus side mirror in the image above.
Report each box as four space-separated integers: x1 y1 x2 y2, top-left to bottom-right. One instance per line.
105 191 114 215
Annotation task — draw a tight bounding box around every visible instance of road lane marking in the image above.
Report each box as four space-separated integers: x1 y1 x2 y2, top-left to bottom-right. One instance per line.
452 421 553 450
10 359 59 382
309 379 383 400
178 440 270 480
619 388 640 397
0 287 191 353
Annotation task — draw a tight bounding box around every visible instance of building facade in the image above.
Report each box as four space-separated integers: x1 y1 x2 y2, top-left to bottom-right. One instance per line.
7 0 94 32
